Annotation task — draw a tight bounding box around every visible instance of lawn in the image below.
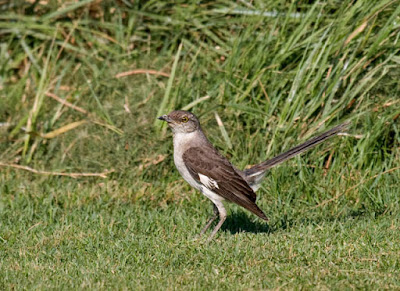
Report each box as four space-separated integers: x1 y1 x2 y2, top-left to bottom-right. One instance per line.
1 0 399 289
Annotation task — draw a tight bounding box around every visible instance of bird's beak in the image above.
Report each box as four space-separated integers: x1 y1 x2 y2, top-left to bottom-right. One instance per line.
158 115 171 122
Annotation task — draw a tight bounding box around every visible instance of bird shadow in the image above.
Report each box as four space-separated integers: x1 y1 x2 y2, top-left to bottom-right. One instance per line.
221 211 272 234
220 207 376 236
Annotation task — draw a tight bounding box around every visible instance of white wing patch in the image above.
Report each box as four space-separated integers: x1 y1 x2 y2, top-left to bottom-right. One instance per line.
198 173 219 190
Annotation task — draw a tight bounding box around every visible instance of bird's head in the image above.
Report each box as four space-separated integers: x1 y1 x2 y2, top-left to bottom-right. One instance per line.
158 110 200 134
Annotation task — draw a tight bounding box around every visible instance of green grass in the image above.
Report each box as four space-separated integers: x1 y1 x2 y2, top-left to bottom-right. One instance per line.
1 0 400 289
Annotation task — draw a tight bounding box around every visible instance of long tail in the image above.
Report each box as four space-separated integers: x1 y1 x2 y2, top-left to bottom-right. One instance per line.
243 122 349 189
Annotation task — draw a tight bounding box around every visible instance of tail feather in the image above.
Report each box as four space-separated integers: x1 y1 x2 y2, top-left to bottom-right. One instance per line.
243 122 349 188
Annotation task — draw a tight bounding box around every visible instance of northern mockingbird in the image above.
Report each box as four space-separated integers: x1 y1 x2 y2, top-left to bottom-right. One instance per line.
158 110 348 241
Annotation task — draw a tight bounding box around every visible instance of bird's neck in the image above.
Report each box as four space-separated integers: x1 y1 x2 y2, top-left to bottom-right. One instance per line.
173 129 209 151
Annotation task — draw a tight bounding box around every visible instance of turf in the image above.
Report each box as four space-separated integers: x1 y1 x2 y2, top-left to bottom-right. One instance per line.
1 0 399 289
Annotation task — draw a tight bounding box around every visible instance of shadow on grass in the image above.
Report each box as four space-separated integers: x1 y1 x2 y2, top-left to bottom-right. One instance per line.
221 211 271 234
219 207 378 235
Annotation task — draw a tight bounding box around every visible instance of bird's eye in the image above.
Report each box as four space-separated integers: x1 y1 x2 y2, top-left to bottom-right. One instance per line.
181 116 189 123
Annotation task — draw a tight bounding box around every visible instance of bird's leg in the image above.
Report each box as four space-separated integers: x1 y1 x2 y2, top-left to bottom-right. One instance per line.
199 204 218 236
206 203 227 242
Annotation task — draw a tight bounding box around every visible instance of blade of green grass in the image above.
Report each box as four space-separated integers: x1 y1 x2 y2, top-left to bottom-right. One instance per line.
155 42 183 127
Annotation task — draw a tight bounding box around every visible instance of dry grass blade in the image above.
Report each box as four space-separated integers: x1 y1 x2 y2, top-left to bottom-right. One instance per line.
40 120 87 139
46 92 89 115
138 154 167 171
0 162 114 178
115 69 170 78
345 20 368 45
45 92 123 134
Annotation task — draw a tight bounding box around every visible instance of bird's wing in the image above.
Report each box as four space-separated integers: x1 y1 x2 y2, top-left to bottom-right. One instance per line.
182 147 268 221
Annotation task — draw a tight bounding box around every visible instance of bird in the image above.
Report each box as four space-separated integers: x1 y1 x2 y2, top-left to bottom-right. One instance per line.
158 110 348 241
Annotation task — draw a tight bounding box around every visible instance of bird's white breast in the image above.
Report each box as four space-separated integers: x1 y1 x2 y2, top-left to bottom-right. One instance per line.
172 131 202 190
